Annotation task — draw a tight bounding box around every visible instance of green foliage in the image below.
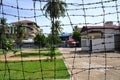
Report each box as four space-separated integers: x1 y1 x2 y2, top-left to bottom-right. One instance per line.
54 20 63 34
43 0 67 45
34 34 46 47
43 0 67 19
41 34 60 61
0 18 14 50
43 0 67 61
1 35 14 50
16 22 27 47
16 22 26 39
47 34 61 45
72 30 80 41
0 18 7 25
49 45 56 61
0 18 7 34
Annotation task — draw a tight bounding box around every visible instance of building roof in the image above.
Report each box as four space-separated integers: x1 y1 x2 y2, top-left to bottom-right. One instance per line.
81 26 120 32
58 33 71 37
11 20 39 28
12 20 34 24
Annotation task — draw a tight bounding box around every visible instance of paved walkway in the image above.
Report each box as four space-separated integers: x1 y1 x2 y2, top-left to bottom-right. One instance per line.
58 48 83 80
58 48 120 80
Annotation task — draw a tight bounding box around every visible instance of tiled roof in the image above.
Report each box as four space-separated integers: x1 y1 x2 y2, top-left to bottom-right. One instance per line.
58 33 71 37
11 20 39 28
11 20 34 24
81 26 120 32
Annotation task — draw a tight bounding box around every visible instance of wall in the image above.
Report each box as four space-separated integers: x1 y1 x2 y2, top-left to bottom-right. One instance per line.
92 36 114 52
81 29 119 52
81 39 89 51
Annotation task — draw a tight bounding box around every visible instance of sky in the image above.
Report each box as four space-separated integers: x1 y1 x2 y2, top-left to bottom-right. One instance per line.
0 0 120 34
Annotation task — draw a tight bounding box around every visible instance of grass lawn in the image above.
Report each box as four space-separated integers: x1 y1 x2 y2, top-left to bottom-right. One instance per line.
0 50 3 55
13 52 62 57
0 59 70 80
0 49 20 55
33 48 58 51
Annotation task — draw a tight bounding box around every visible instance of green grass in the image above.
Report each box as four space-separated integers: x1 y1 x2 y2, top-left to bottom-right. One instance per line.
13 52 62 57
0 59 70 80
0 49 20 55
33 48 50 51
34 48 58 51
0 50 3 55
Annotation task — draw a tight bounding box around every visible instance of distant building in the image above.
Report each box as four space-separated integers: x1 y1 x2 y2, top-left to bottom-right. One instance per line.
8 20 41 48
9 20 41 39
58 33 71 41
104 21 114 26
57 33 71 47
81 23 120 52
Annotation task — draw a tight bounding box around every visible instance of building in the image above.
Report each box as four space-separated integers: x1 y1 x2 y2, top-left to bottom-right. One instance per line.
81 23 120 52
9 20 41 39
8 20 41 48
58 33 71 41
57 33 71 47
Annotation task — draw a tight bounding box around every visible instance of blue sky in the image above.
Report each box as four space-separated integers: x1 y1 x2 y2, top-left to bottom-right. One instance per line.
0 0 120 34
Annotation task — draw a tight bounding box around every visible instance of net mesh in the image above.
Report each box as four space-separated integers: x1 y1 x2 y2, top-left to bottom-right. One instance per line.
0 0 120 80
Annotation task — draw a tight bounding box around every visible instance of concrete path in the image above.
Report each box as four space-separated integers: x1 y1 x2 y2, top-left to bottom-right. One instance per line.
58 48 120 80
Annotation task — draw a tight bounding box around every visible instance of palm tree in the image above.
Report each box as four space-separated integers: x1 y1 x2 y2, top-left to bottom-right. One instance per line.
0 18 8 48
0 18 7 34
43 0 67 61
54 20 63 35
43 0 67 18
16 22 26 48
43 0 67 44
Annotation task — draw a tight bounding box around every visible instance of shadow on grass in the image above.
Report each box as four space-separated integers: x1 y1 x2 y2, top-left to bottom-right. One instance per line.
13 52 62 57
0 49 20 55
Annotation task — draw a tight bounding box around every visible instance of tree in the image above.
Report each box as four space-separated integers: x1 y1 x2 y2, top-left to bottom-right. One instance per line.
0 18 7 34
34 34 46 48
16 22 26 48
43 0 67 44
43 0 67 61
1 34 14 50
47 34 61 45
72 30 81 47
49 44 56 61
72 30 80 41
54 20 63 35
0 18 14 50
46 34 61 61
43 0 67 19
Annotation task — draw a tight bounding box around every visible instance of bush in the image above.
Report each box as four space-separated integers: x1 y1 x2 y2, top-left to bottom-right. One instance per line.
34 34 46 48
1 35 14 50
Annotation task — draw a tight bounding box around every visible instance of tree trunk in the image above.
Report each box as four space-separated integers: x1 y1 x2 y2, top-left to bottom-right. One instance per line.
51 18 55 45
